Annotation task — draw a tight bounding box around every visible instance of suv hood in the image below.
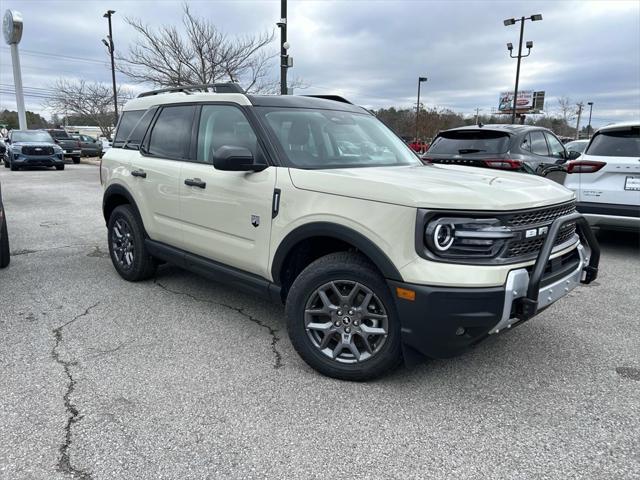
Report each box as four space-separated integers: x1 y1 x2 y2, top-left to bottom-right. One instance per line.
288 164 574 210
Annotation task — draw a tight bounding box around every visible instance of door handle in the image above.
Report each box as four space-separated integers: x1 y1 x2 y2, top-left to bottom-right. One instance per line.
184 178 206 188
131 169 147 178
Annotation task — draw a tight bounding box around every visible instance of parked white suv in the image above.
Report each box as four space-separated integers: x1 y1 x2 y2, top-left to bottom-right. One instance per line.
101 84 600 380
563 122 640 230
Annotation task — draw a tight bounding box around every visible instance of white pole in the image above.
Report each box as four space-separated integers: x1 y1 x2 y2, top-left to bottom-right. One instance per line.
10 43 27 129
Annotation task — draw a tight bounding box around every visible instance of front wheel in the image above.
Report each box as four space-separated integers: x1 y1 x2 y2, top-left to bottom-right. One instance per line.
73 157 81 164
286 252 402 381
107 205 156 281
55 165 65 171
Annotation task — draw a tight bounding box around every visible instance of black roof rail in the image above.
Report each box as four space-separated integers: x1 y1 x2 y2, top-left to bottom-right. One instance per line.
137 83 245 98
301 95 353 105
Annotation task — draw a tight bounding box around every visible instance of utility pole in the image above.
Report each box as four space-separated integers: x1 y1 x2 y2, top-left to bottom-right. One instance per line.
504 14 542 124
278 0 288 95
415 76 427 142
475 107 481 124
575 102 584 140
587 102 594 137
103 10 118 125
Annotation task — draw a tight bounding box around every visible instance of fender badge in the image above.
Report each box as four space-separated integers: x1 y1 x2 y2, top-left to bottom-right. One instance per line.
251 215 260 228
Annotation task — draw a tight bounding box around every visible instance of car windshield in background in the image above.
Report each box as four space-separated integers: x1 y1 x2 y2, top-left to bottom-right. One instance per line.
586 128 640 157
565 140 588 153
12 131 55 143
113 110 146 147
48 130 70 139
428 130 510 155
258 108 421 169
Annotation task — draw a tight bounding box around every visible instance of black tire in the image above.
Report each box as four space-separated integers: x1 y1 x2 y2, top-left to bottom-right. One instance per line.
55 165 65 171
0 212 9 269
107 204 156 281
286 251 402 381
3 161 9 168
10 163 18 171
73 157 81 164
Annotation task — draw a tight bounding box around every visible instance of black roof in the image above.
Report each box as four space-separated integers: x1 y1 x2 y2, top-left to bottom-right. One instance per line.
442 124 550 135
247 94 368 114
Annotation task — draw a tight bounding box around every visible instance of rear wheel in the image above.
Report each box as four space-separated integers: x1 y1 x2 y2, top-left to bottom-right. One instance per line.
107 205 156 281
73 157 81 164
55 165 65 171
286 252 402 381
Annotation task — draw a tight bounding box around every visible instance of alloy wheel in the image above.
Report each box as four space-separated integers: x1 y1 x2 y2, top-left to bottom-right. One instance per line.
111 218 135 270
304 280 389 363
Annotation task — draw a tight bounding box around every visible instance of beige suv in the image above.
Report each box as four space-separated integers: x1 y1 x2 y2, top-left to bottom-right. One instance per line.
101 84 600 380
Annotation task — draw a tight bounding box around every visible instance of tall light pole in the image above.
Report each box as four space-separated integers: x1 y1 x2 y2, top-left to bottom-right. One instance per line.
3 10 26 129
277 0 289 95
587 102 594 137
504 14 542 124
103 10 118 125
415 76 427 142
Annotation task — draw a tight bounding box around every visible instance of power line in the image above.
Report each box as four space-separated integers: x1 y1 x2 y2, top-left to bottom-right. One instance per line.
0 46 108 65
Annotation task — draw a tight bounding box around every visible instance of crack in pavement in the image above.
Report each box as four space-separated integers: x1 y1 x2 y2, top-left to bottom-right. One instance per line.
154 280 282 369
51 302 100 480
11 243 95 256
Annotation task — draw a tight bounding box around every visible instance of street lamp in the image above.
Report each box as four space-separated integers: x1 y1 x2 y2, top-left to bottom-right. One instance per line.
587 102 594 137
504 13 542 124
277 0 289 95
415 76 427 142
103 9 118 125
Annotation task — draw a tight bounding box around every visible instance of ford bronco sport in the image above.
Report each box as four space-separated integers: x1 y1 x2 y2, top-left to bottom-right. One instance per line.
101 84 600 381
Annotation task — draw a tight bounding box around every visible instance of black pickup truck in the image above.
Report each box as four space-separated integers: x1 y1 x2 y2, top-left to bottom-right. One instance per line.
46 129 82 164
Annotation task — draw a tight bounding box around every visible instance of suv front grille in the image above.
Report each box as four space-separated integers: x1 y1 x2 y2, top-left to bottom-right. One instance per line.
22 146 54 156
501 201 578 260
505 223 577 258
505 201 576 227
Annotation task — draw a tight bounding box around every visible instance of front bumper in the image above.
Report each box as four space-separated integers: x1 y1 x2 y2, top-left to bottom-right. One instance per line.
13 155 65 166
389 213 600 359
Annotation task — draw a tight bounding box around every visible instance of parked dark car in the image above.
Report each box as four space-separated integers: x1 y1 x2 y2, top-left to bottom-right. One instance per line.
46 129 82 163
423 125 580 176
0 138 6 157
3 130 66 171
71 134 104 158
0 181 9 268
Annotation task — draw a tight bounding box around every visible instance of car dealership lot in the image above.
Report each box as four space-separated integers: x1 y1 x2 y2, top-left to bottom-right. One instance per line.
0 166 638 479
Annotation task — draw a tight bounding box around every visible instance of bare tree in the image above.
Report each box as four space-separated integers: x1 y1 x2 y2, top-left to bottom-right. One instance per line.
116 4 280 93
44 79 132 138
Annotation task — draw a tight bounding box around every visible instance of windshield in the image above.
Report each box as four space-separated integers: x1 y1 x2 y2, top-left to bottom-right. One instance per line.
428 130 510 155
12 131 55 143
586 128 640 157
257 107 421 169
48 130 70 139
565 141 587 153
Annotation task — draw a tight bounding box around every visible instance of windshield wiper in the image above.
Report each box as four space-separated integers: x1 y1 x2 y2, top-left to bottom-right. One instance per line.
457 148 485 154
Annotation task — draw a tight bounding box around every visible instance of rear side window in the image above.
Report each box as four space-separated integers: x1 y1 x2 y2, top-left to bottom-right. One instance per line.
586 128 640 157
124 108 157 149
530 131 549 156
113 110 145 148
520 134 532 152
427 130 510 155
147 105 196 159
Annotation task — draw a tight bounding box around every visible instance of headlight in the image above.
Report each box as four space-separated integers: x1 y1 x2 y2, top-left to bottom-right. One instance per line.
425 217 514 258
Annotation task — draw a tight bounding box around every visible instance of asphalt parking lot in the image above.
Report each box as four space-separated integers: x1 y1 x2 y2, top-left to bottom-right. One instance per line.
1 165 639 480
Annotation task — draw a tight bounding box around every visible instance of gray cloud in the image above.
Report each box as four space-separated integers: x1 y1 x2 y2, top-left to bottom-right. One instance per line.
1 0 638 128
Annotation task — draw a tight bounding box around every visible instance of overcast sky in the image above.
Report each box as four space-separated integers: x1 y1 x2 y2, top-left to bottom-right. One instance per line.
1 0 638 128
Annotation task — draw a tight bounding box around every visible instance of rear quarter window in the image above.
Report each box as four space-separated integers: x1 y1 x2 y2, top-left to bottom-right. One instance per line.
427 130 510 155
586 128 640 157
113 110 146 148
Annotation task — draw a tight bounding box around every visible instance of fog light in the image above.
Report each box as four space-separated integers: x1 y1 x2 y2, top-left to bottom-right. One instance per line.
455 327 466 336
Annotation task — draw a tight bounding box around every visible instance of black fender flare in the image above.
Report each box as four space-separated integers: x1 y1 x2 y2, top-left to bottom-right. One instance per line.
102 184 144 229
271 222 403 284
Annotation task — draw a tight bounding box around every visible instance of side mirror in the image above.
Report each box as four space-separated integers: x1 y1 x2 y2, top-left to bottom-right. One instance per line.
213 146 267 172
4 138 9 144
567 150 581 160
